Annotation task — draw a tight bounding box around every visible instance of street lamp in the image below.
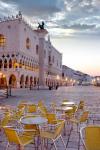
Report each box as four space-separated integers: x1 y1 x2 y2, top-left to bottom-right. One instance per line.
65 77 68 81
56 75 60 80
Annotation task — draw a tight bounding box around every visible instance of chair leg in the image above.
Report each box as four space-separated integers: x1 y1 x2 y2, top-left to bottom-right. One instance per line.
60 135 67 150
66 124 72 148
78 132 80 150
6 142 9 150
17 144 24 150
53 140 58 150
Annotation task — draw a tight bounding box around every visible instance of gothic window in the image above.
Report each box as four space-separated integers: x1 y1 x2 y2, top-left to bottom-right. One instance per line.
19 59 22 68
4 59 7 68
9 59 12 68
26 38 31 49
0 34 6 47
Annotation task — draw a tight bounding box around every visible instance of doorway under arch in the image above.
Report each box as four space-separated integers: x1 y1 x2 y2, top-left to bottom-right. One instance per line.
25 76 29 88
20 75 24 88
0 74 7 87
9 74 17 87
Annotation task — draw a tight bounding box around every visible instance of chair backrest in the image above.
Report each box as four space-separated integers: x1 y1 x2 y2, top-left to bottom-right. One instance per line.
80 126 100 150
78 100 84 110
62 99 69 102
54 121 65 139
79 111 89 122
3 127 20 144
1 113 11 126
27 104 37 113
47 113 57 124
72 105 78 113
18 104 25 109
38 100 44 107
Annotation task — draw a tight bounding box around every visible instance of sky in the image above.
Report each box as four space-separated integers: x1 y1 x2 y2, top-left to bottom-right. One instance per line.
0 0 100 76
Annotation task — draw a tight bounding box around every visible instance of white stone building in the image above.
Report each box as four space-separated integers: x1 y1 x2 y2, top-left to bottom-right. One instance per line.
0 13 62 88
62 65 92 86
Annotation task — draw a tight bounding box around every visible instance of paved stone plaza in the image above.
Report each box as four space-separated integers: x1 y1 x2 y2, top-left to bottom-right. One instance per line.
0 86 100 150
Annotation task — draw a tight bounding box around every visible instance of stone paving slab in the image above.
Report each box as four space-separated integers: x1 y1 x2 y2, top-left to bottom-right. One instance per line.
0 86 100 150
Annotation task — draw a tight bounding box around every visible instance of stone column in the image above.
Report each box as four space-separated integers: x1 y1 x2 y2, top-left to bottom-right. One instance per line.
34 29 48 87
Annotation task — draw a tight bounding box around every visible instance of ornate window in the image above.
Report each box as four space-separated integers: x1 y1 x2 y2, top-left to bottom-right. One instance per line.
0 34 6 47
26 38 31 49
4 59 7 68
9 59 12 68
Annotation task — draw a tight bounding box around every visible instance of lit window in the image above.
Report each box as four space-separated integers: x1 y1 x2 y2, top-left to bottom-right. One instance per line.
0 34 6 47
26 38 31 49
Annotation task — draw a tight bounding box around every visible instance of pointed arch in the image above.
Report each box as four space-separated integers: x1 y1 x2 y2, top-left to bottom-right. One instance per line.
9 74 17 87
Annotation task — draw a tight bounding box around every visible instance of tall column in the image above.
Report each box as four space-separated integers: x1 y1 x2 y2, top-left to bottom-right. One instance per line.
34 29 48 87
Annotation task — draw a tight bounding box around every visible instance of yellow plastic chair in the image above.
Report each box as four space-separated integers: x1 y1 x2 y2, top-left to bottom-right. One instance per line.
39 120 66 150
70 111 89 132
50 102 57 113
38 100 44 107
3 126 33 150
27 104 37 113
12 107 25 121
0 112 11 129
80 126 100 150
17 104 26 110
65 105 78 118
78 100 84 110
46 113 64 124
17 100 28 109
62 99 69 102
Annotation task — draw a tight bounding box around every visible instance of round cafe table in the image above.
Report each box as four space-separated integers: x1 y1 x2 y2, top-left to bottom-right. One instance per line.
61 102 75 106
20 116 47 125
56 106 73 113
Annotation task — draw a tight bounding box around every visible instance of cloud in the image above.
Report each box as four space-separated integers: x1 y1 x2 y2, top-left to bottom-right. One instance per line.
62 24 96 30
1 0 61 18
0 1 18 17
0 0 100 37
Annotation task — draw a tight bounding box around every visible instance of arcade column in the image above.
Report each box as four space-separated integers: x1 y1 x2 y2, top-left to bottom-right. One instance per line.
34 29 48 87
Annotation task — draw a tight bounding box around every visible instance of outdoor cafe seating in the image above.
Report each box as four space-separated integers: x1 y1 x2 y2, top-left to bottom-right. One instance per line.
0 99 90 150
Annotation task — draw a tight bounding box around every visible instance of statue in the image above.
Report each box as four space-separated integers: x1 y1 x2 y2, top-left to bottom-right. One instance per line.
18 11 22 19
38 21 45 30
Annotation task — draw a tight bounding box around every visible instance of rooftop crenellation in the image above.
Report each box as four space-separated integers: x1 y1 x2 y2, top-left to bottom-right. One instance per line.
0 11 22 23
0 11 36 31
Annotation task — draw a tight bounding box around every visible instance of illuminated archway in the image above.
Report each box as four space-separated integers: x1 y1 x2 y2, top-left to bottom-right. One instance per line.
9 59 12 68
0 73 7 87
34 77 37 86
30 76 33 86
25 76 29 88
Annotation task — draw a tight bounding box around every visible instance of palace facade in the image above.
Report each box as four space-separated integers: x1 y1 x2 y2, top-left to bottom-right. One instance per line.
0 13 62 88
